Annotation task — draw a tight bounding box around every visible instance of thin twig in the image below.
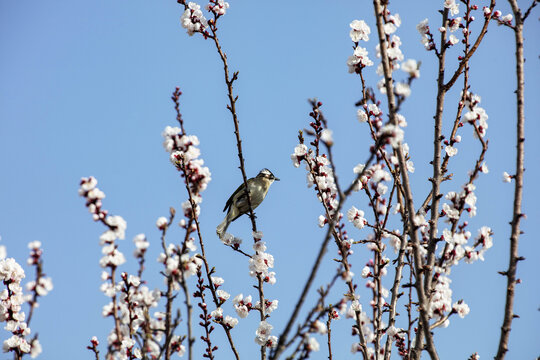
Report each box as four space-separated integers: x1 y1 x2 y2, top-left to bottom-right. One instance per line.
208 19 268 360
25 260 43 326
326 309 333 360
521 0 538 21
158 209 176 360
495 1 526 358
424 7 449 301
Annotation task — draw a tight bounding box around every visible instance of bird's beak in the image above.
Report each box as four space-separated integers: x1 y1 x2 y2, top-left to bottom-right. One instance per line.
274 177 280 181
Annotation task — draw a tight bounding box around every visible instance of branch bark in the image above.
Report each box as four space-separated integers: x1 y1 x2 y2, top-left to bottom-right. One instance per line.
495 1 526 358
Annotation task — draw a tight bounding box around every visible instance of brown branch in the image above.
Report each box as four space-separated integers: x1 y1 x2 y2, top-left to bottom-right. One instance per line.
208 20 268 360
87 339 101 360
521 0 538 21
158 209 176 360
495 1 526 358
178 258 194 360
424 6 449 311
25 260 43 327
110 267 123 351
326 309 333 360
383 188 410 359
178 218 196 360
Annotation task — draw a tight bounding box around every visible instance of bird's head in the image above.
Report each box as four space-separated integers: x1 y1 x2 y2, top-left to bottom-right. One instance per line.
256 168 280 182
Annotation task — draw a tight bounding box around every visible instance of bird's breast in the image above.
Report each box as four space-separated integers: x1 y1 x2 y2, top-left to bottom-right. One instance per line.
248 181 270 208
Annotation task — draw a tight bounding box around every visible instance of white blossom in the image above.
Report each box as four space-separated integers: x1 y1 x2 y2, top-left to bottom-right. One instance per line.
395 82 411 97
255 321 274 346
180 2 208 36
349 20 371 42
401 59 420 78
347 206 366 230
445 145 458 157
357 109 368 123
306 337 320 351
347 46 374 73
223 315 238 328
291 144 308 168
378 124 404 148
206 0 229 16
320 129 333 144
444 0 460 16
318 215 327 228
453 301 470 318
156 216 168 230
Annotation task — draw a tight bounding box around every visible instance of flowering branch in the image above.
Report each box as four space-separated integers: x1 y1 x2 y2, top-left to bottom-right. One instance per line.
372 1 439 359
294 126 369 358
164 95 241 358
272 97 382 360
1 244 48 359
25 242 52 327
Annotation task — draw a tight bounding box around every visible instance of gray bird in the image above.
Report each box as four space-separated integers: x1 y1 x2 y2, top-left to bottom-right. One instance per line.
216 168 279 237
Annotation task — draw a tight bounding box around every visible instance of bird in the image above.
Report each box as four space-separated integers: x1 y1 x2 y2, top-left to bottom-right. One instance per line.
216 168 279 237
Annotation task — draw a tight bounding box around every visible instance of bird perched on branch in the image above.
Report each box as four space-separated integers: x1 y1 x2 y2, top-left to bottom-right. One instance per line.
216 168 279 237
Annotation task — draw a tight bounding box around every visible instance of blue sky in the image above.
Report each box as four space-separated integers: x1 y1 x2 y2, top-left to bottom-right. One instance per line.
1 0 539 359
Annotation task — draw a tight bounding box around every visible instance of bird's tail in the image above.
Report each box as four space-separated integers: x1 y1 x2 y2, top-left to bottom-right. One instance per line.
216 216 230 238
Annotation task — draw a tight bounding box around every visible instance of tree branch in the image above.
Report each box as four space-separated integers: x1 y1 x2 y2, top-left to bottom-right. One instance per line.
495 1 526 358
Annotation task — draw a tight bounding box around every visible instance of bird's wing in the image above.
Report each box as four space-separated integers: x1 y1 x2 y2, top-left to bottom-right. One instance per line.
223 182 248 212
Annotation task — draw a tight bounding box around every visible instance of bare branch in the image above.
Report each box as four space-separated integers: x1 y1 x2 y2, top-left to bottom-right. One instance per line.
495 1 526 358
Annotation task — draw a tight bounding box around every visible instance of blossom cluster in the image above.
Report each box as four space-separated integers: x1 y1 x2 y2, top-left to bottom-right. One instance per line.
248 238 276 285
205 0 229 16
463 91 489 138
255 320 278 348
162 126 212 217
347 20 374 73
180 0 232 36
372 10 420 99
0 244 46 358
348 301 382 358
25 241 53 303
80 177 191 359
417 18 435 50
429 270 470 327
357 101 409 158
157 238 202 290
180 2 208 36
